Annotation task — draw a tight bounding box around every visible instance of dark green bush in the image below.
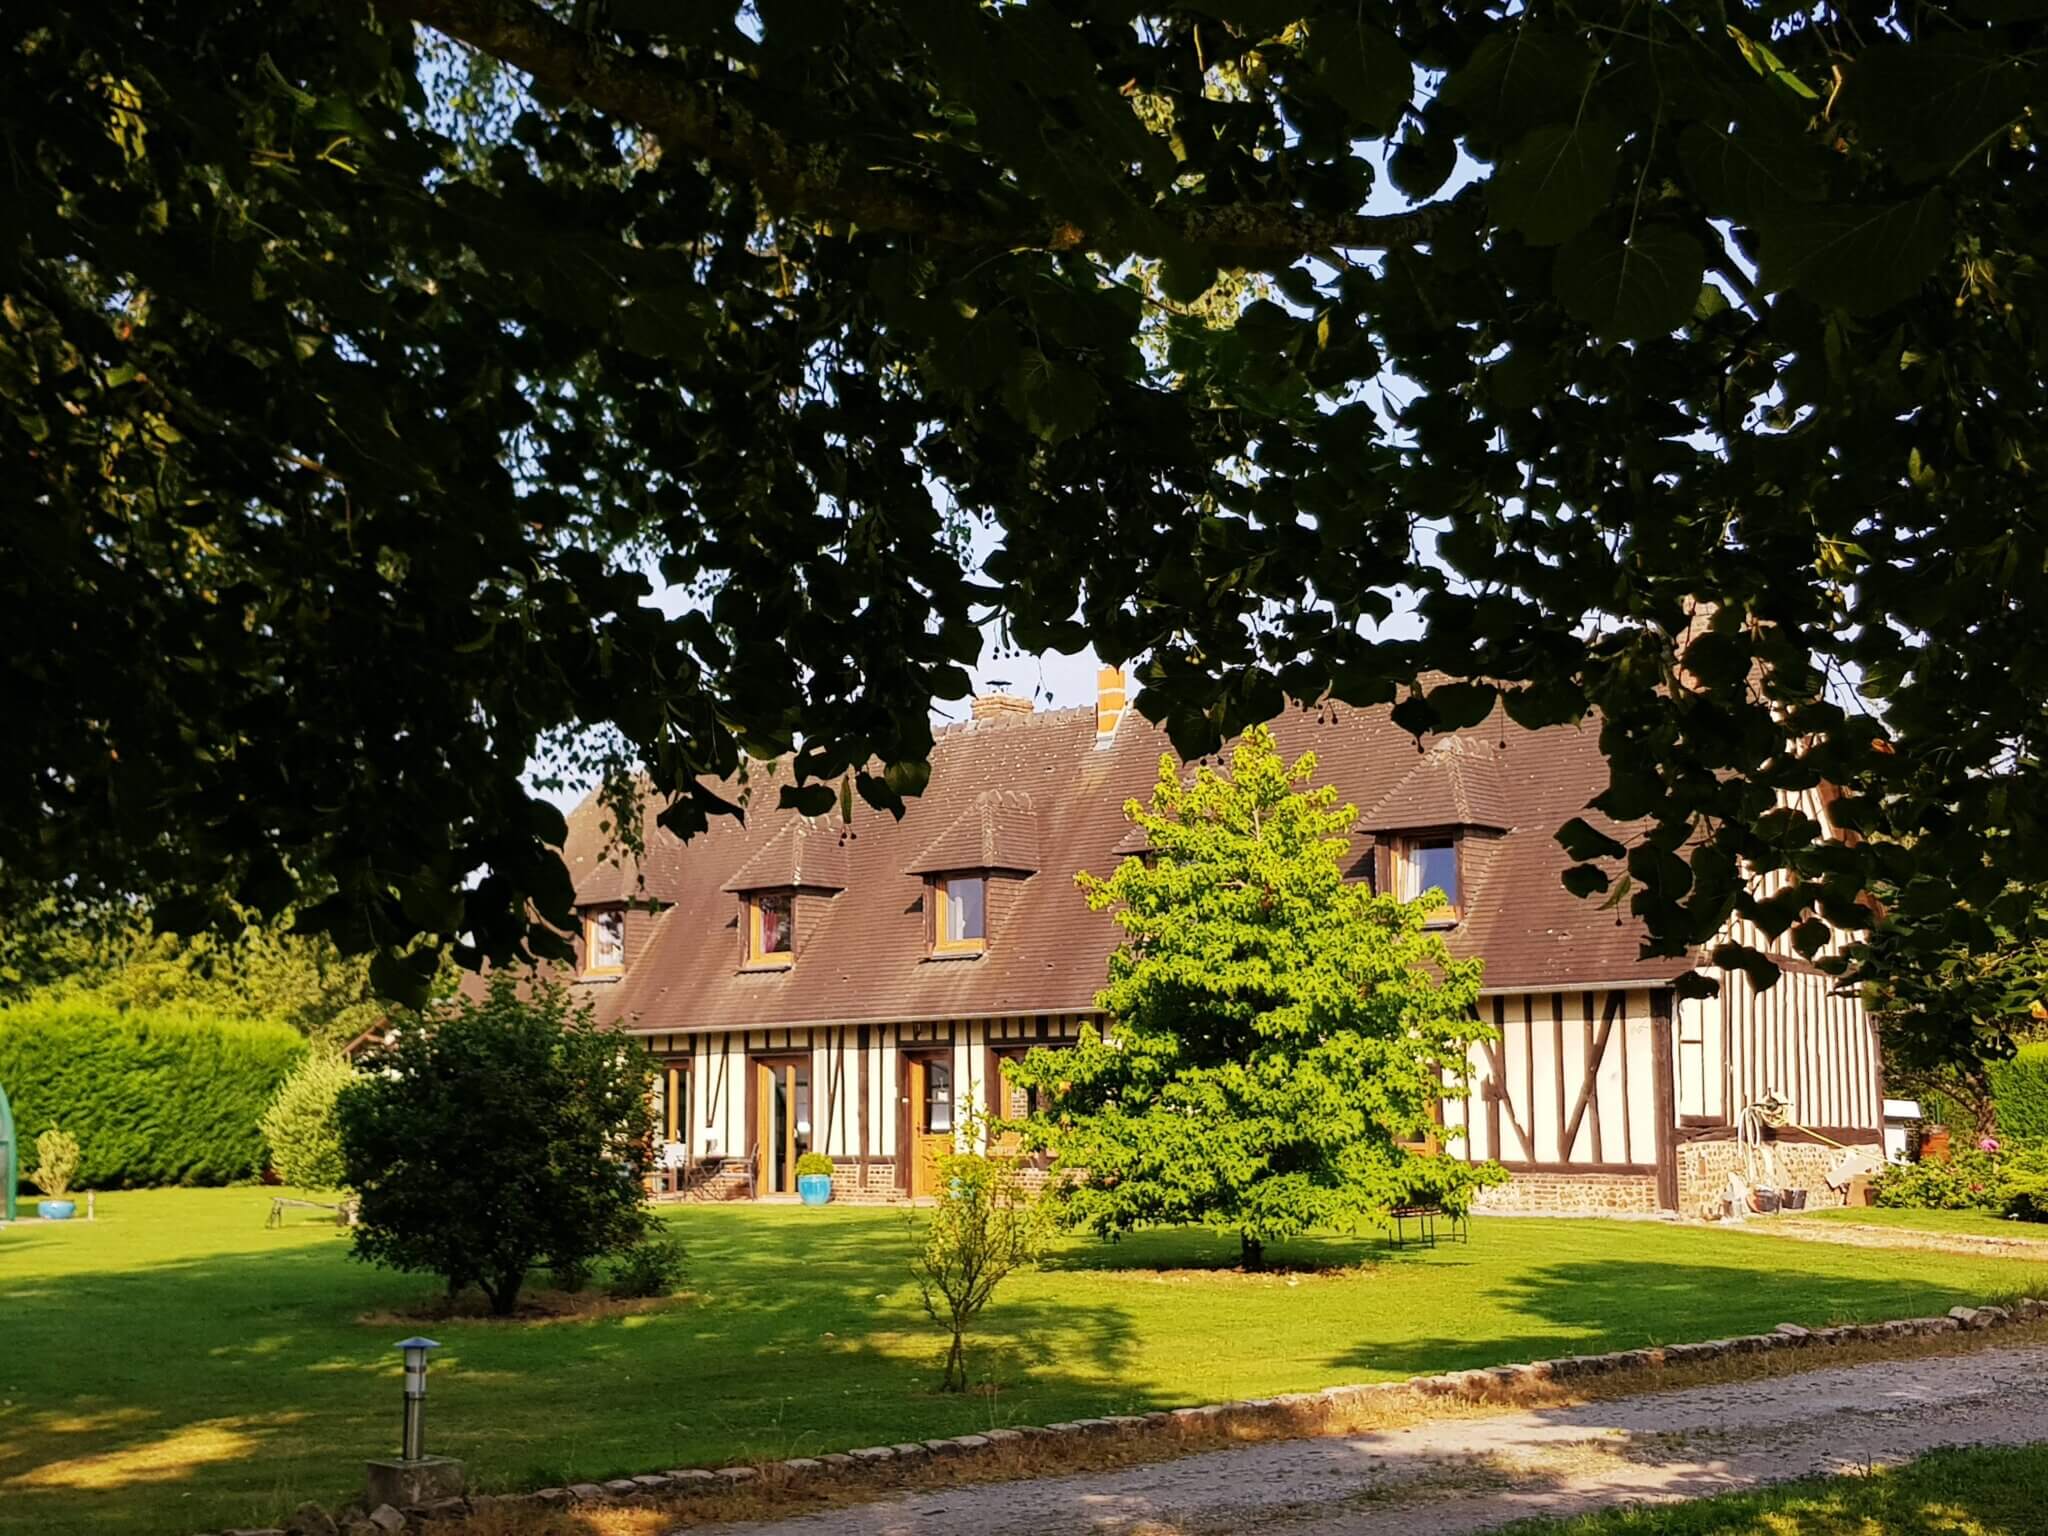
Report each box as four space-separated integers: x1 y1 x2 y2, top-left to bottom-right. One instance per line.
1998 1143 2048 1222
337 974 653 1314
606 1219 686 1299
1991 1044 2048 1142
0 1001 305 1187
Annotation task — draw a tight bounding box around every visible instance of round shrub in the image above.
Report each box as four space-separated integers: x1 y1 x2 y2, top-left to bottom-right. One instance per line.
0 1001 305 1187
259 1052 356 1190
794 1151 834 1179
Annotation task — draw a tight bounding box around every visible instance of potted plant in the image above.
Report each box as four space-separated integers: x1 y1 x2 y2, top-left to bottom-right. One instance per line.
30 1127 80 1221
795 1152 835 1207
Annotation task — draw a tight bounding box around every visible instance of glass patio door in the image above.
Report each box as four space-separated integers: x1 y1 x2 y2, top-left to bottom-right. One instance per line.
754 1058 812 1195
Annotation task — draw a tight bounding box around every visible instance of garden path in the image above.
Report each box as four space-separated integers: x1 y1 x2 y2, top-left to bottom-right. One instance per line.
679 1342 2048 1536
1745 1218 2048 1262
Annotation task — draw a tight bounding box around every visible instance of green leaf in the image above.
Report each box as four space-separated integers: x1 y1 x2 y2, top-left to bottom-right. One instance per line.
1712 940 1784 991
1438 28 1596 141
778 782 838 816
1677 121 1827 225
1553 225 1706 342
1002 351 1105 443
1424 680 1497 730
1758 191 1953 315
1680 630 1750 689
1389 123 1457 200
1487 118 1622 247
617 285 705 362
1726 27 1820 100
1301 14 1412 135
926 311 1021 394
884 758 932 796
1561 862 1611 898
1844 38 2034 183
1673 971 1722 1001
1557 816 1627 862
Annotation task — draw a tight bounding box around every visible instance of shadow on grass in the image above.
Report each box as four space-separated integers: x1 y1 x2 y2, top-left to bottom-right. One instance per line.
1036 1223 1427 1275
0 1205 1141 1536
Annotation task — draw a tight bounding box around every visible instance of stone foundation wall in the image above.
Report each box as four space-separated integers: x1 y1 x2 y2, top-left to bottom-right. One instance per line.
1474 1171 1660 1216
1677 1140 1852 1219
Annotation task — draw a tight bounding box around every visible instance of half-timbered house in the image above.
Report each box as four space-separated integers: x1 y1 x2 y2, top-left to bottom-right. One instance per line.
554 672 1882 1219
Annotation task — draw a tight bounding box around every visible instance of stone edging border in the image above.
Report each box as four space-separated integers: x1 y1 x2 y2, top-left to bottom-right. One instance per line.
232 1298 2047 1536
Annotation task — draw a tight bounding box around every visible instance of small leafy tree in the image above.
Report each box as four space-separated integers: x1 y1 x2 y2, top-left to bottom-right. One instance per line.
260 1052 355 1191
336 974 653 1314
30 1127 80 1199
1010 726 1499 1266
909 1145 1052 1392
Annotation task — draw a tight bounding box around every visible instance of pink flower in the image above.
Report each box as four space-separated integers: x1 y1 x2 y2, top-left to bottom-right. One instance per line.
1980 1136 2001 1154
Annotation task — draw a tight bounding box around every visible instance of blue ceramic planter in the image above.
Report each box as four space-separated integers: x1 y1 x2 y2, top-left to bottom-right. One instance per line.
37 1199 75 1221
797 1173 832 1206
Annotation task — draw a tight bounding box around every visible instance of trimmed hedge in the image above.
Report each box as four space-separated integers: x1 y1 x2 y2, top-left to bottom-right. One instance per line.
1992 1043 2048 1142
0 1001 306 1187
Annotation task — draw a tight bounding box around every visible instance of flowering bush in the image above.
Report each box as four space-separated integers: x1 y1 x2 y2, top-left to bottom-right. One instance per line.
1873 1140 2048 1222
1874 1148 2001 1212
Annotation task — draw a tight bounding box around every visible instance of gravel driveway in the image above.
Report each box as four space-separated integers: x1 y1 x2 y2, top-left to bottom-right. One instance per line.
679 1344 2048 1536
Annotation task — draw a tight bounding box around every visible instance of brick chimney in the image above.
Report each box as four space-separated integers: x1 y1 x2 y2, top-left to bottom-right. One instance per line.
1095 666 1126 748
970 692 1034 722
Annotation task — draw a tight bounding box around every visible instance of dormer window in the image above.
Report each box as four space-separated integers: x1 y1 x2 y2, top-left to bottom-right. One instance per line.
746 891 794 966
1397 837 1460 917
933 875 987 954
583 908 625 975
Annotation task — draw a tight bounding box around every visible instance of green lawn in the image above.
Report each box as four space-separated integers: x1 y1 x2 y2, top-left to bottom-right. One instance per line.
1501 1444 2048 1534
3 1192 2045 1536
1793 1206 2048 1242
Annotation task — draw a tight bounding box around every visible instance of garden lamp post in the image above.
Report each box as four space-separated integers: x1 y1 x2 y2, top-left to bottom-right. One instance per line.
365 1336 464 1511
396 1337 440 1462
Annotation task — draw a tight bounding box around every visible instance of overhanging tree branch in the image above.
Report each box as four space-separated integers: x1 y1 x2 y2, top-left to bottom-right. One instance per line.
379 0 1477 257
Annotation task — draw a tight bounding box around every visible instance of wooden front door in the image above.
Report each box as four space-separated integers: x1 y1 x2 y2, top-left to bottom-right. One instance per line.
904 1054 954 1198
752 1056 812 1197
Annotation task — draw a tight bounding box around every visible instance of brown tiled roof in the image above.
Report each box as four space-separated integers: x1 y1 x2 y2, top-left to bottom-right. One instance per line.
556 697 1694 1035
721 817 852 892
904 790 1041 875
1358 736 1514 832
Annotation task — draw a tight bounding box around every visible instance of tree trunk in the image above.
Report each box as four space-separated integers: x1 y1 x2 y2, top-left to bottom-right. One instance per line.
1240 1232 1264 1270
942 1330 966 1392
485 1268 525 1316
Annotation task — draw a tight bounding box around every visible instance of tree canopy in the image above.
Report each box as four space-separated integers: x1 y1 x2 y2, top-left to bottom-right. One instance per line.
1009 727 1498 1260
6 1 2046 1024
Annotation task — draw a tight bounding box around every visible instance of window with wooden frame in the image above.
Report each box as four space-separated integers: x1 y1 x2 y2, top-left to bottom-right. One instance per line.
744 891 794 966
1397 1081 1446 1154
1396 837 1460 918
932 875 987 954
583 908 626 975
